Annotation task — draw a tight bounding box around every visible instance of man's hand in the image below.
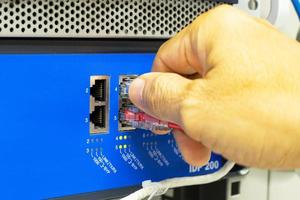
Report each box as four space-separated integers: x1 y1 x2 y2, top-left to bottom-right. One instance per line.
129 5 300 169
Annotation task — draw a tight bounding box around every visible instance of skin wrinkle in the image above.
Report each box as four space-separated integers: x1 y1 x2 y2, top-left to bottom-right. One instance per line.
153 51 172 72
185 23 204 75
199 24 214 77
178 80 202 123
190 22 210 77
155 41 179 72
275 133 295 168
183 35 196 75
276 143 289 168
254 129 267 167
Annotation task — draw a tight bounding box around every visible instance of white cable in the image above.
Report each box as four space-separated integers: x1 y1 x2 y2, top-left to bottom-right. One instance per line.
120 161 235 200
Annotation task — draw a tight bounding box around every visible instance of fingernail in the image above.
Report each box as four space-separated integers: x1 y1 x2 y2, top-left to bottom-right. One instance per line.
129 78 145 107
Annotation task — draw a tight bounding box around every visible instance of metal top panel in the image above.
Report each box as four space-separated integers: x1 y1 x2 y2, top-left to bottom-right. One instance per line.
0 0 221 38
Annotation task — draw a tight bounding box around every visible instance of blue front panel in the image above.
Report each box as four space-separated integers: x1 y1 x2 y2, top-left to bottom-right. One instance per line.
0 54 224 199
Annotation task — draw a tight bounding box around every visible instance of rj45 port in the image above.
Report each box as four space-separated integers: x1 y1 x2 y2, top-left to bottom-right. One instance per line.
90 76 109 134
118 75 138 131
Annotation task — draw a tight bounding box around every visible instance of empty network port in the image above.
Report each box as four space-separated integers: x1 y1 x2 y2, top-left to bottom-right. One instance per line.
90 76 109 134
90 76 108 102
90 105 107 133
118 75 138 131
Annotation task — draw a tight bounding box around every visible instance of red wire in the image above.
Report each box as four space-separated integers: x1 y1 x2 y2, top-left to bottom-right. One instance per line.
124 109 184 131
168 122 184 132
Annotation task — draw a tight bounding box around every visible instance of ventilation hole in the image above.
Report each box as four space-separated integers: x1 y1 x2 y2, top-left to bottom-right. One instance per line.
0 0 221 37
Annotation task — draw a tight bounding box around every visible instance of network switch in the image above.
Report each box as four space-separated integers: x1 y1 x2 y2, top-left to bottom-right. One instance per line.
0 53 225 199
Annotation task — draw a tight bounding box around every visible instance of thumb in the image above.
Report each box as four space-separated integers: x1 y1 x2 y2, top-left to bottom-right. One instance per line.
129 72 191 124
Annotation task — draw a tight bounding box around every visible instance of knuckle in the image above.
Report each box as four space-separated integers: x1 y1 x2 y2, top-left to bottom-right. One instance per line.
190 5 250 49
211 4 240 19
203 5 249 32
213 4 236 13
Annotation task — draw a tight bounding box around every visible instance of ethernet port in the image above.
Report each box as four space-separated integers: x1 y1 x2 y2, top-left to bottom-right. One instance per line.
90 105 107 133
119 121 136 132
118 75 138 131
118 107 136 131
89 75 109 134
119 75 138 98
90 76 108 102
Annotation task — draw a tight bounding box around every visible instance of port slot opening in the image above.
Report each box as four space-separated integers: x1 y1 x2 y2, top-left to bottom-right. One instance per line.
90 79 106 102
90 105 107 133
90 76 109 134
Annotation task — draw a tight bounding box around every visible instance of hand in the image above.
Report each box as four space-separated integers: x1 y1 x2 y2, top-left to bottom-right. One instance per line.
129 5 300 169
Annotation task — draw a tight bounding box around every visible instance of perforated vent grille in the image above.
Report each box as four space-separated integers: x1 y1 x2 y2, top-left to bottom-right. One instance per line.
0 0 221 38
